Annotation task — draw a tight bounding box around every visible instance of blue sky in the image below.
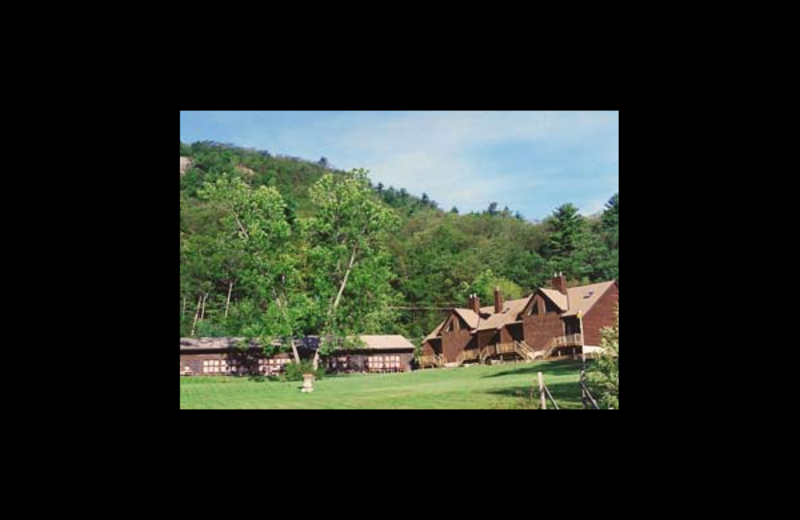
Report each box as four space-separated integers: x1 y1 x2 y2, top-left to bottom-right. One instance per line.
180 111 619 220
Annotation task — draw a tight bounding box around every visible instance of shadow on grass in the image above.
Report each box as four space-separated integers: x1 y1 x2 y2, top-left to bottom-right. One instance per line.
484 381 583 409
246 374 282 383
482 359 582 379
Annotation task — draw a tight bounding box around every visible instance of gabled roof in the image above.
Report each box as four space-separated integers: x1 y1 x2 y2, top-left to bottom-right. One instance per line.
454 308 481 329
425 296 533 342
359 335 415 350
423 279 617 343
562 281 616 317
534 281 617 317
539 289 568 311
474 297 532 332
424 322 445 342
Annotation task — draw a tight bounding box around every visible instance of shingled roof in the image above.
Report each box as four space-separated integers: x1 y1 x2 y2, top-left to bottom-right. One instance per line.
359 335 416 350
181 335 414 352
425 296 533 342
423 279 617 344
561 281 616 317
474 297 531 332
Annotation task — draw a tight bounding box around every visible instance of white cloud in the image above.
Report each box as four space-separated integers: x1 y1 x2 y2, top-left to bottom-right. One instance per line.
234 111 619 218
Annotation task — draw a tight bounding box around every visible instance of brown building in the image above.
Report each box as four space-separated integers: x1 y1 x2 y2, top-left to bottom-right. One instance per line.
421 274 618 367
323 335 416 374
180 335 416 377
179 338 292 377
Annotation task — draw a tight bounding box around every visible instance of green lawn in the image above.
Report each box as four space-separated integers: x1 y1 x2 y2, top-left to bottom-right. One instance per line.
180 359 584 409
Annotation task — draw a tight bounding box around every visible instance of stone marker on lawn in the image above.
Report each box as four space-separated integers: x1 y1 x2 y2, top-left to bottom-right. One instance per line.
302 373 315 393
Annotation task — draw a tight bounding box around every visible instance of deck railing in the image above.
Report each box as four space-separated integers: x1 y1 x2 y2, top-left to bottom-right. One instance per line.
496 342 517 355
551 334 583 348
419 355 442 368
420 335 582 369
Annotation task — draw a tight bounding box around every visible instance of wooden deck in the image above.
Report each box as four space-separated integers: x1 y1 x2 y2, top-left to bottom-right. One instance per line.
419 336 584 369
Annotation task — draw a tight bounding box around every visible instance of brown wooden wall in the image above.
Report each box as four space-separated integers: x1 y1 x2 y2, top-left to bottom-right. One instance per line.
500 323 524 343
582 283 619 346
179 350 291 377
522 294 564 351
442 329 473 362
475 330 498 349
180 349 415 376
325 350 415 373
422 338 442 357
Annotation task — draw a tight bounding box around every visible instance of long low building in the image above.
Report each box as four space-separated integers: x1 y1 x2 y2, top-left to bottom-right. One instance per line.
180 335 416 377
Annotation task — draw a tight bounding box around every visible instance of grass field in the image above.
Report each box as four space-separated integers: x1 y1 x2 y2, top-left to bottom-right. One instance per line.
179 359 584 409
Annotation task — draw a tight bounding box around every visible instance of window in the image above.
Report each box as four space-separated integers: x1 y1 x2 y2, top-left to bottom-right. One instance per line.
529 302 539 316
203 359 224 374
367 355 401 372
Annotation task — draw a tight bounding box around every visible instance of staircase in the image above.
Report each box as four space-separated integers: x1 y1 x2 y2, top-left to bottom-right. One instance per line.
513 341 540 361
419 353 446 368
453 349 480 367
478 341 540 364
421 336 579 369
543 334 583 359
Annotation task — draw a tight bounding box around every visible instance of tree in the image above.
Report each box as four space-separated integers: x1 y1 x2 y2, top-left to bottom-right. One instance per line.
461 269 524 306
486 202 499 217
304 169 400 369
602 193 619 229
546 204 583 256
602 193 619 249
545 203 587 277
199 176 303 362
318 157 330 169
450 206 460 215
589 306 619 409
421 193 430 206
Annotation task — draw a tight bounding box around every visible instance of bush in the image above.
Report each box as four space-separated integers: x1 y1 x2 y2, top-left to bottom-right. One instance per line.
284 361 325 382
589 307 619 409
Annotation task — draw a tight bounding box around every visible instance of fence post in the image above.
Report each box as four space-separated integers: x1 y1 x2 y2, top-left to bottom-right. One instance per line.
581 365 587 409
538 372 547 410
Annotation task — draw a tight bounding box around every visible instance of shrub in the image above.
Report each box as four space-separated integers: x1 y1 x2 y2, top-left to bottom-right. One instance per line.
284 361 325 382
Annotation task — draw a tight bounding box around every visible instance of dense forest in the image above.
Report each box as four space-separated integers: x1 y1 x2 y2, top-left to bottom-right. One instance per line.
180 141 619 350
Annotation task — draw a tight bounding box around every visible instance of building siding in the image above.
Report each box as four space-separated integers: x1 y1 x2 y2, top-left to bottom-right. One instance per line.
442 329 473 362
521 293 564 351
581 283 619 346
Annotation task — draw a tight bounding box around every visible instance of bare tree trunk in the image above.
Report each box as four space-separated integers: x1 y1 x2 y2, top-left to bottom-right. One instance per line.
332 245 358 313
200 292 209 322
235 215 249 239
290 340 301 364
191 296 202 337
225 282 234 318
272 294 301 364
315 245 359 370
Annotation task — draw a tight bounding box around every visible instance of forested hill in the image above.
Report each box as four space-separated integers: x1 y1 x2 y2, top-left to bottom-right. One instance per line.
180 141 619 345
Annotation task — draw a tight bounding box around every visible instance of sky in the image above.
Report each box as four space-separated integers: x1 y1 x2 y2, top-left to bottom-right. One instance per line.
179 111 619 220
